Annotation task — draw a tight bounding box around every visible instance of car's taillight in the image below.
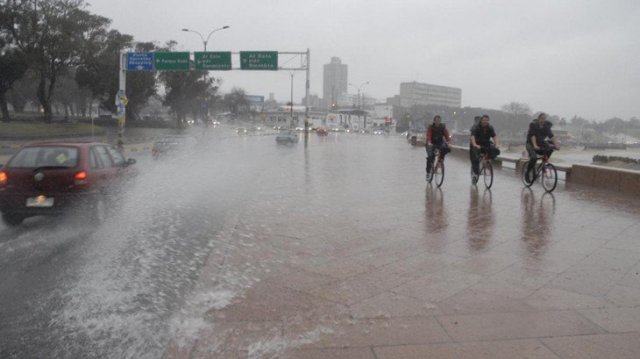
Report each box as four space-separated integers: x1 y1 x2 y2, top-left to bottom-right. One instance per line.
74 171 88 185
0 171 7 187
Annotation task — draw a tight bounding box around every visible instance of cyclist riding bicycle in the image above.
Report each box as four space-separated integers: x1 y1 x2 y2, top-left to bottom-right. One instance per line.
426 115 451 177
525 112 560 183
470 114 500 180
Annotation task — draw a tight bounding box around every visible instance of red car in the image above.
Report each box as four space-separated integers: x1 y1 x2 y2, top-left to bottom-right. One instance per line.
316 128 329 136
0 141 136 226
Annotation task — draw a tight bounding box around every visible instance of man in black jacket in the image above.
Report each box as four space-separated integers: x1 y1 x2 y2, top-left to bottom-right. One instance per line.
525 113 560 183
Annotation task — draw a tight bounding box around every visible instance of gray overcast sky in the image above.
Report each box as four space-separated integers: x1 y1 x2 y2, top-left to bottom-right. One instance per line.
88 0 640 121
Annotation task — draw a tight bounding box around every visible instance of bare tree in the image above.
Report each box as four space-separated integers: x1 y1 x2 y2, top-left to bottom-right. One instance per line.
501 102 531 119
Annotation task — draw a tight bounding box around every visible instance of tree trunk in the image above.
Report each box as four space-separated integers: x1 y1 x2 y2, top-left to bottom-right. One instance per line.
37 75 53 123
0 91 11 122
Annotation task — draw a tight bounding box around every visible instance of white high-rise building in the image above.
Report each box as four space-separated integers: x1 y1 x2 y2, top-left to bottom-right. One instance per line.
323 57 348 109
397 81 461 108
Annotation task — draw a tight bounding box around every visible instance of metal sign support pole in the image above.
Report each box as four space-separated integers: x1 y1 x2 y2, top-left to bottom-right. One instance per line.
117 51 127 149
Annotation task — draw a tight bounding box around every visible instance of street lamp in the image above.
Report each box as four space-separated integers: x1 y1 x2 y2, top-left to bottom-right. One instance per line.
181 25 230 125
290 72 294 128
348 81 369 129
181 25 230 52
348 81 369 109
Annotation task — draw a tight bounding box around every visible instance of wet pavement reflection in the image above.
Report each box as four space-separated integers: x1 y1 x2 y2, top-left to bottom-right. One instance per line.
466 188 494 252
520 189 555 256
2 130 640 358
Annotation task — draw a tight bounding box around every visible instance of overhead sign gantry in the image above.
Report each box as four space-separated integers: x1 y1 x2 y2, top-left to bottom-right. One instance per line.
117 49 310 139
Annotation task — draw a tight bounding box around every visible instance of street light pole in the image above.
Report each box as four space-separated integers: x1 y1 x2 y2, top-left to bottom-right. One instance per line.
290 72 294 128
181 25 230 125
182 25 230 52
348 81 369 129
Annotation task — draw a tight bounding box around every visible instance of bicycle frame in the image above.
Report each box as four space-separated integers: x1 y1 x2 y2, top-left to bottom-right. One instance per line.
523 146 558 193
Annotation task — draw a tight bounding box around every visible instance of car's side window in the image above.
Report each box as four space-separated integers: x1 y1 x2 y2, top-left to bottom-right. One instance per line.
94 146 113 168
89 147 100 169
106 146 125 166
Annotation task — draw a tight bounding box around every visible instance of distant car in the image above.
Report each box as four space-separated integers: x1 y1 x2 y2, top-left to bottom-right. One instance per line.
316 128 329 136
373 129 385 135
236 127 248 135
276 130 299 144
0 142 136 226
407 128 426 146
151 135 198 159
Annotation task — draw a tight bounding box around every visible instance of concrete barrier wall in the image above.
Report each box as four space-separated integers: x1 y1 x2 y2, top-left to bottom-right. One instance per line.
568 164 640 194
450 145 640 196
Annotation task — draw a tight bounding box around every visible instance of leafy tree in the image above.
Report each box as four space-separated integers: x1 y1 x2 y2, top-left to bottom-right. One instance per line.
5 0 110 122
223 87 249 118
76 29 133 114
157 41 217 127
0 46 28 121
161 71 217 127
0 3 29 121
8 68 38 113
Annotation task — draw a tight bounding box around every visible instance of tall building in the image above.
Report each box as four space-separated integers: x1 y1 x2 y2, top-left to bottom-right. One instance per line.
396 81 461 108
323 57 348 109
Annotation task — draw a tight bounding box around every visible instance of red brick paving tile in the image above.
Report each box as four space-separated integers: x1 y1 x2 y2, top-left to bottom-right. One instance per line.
206 282 334 322
283 347 374 359
604 285 640 308
285 317 450 349
349 291 441 319
542 333 640 359
524 288 611 311
375 339 559 359
438 287 536 315
393 269 485 303
437 310 604 342
578 307 640 332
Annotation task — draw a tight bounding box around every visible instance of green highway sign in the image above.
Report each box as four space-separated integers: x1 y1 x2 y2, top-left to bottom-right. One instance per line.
194 52 232 70
154 52 190 71
240 51 278 70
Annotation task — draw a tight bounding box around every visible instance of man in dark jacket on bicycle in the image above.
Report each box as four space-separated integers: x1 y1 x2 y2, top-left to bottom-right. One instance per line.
525 113 560 183
426 115 451 177
471 114 500 179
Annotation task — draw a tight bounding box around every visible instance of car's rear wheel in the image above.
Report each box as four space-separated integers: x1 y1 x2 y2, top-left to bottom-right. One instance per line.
2 213 24 226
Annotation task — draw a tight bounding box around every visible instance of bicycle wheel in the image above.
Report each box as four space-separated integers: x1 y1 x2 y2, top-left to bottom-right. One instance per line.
426 163 434 183
434 160 445 188
541 163 558 193
482 161 493 189
522 161 534 188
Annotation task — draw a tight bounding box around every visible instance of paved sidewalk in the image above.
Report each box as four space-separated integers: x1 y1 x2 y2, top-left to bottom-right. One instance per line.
162 136 640 359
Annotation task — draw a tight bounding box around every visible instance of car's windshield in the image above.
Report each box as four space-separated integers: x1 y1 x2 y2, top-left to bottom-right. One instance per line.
8 146 79 168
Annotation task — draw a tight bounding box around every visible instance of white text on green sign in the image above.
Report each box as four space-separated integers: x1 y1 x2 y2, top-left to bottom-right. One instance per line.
154 52 190 71
194 52 232 70
240 51 278 70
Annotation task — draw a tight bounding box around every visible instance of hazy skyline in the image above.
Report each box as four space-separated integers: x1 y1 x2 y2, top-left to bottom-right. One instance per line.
87 0 640 121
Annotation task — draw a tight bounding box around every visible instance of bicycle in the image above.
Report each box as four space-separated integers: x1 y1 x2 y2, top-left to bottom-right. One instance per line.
479 150 494 189
426 147 445 188
522 145 558 193
471 147 494 189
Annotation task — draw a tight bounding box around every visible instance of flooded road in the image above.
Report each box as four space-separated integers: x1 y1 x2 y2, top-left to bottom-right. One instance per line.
1 129 639 358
